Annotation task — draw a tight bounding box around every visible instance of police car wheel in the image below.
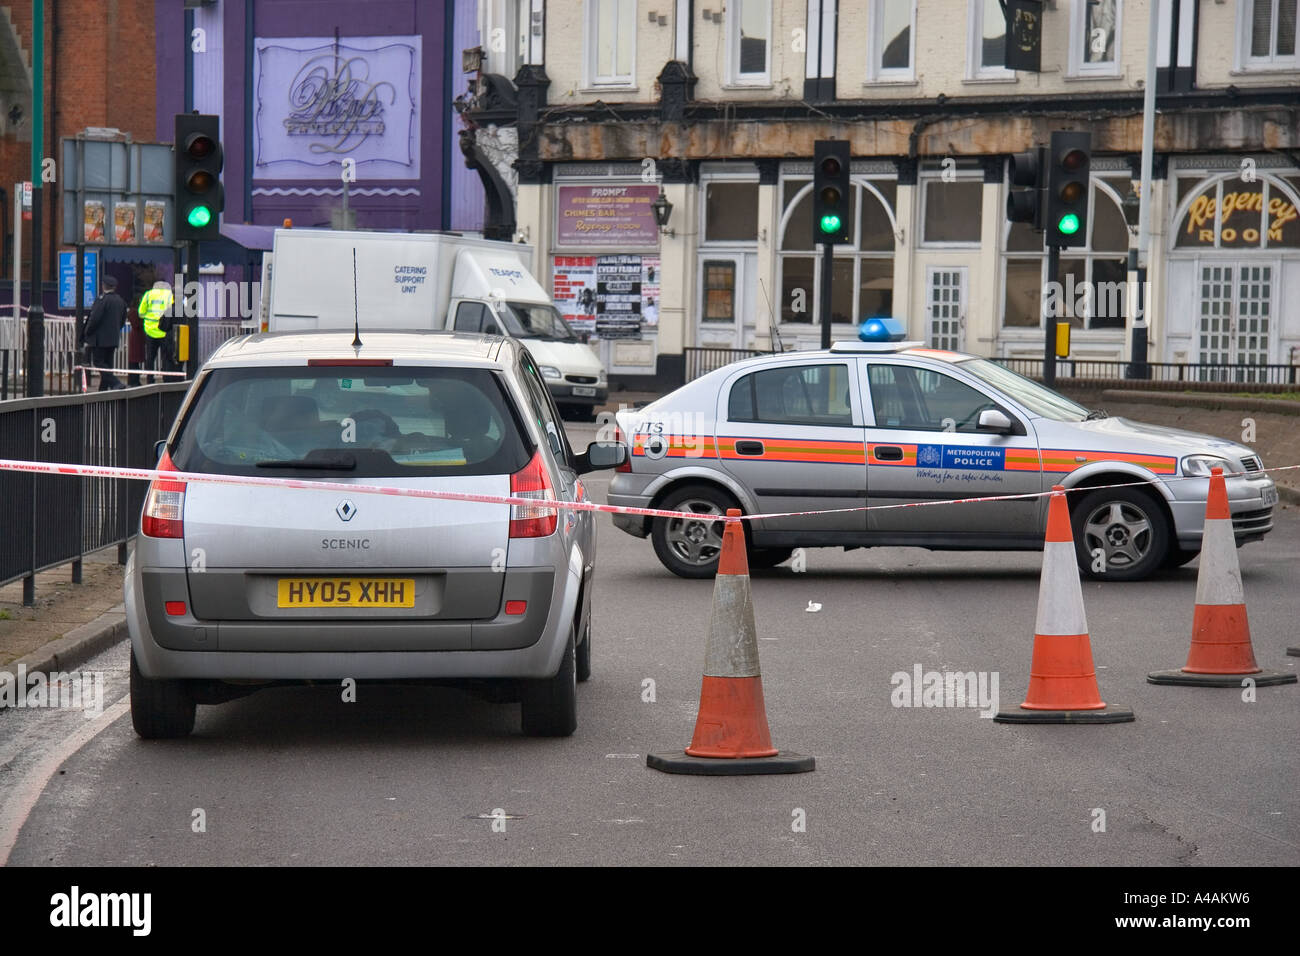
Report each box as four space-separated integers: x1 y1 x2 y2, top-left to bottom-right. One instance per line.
1071 487 1170 582
651 484 738 579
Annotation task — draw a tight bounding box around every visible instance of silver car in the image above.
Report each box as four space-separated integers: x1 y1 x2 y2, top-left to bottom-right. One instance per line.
609 340 1277 581
126 331 624 738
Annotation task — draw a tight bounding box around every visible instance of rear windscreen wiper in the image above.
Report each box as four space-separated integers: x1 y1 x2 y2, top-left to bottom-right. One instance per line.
256 454 356 470
1085 409 1108 420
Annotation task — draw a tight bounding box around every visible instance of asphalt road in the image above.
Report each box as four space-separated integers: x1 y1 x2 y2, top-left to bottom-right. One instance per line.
3 422 1298 866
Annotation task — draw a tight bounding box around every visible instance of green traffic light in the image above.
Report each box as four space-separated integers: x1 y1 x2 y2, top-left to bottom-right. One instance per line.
1057 213 1080 235
187 205 212 228
819 213 842 234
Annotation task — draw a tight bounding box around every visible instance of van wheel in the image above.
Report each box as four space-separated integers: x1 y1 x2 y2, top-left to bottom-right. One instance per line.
1071 487 1170 582
651 484 738 578
130 649 196 739
576 617 592 683
521 626 578 737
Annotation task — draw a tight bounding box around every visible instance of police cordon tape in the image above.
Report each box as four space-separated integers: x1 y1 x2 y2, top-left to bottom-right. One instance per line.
72 366 189 378
0 457 1294 524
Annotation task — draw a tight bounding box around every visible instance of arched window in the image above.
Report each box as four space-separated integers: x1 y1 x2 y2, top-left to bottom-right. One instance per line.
778 177 898 327
1172 172 1300 250
1002 178 1131 330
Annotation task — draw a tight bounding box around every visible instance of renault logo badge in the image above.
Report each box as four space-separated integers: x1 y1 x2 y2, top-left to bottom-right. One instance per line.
336 500 357 521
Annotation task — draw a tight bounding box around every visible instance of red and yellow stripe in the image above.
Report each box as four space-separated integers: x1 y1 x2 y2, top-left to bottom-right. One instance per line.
719 437 866 465
867 443 917 466
1040 448 1177 475
630 434 719 458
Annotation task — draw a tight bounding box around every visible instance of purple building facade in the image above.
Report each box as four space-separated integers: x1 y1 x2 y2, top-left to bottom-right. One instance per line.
154 0 484 242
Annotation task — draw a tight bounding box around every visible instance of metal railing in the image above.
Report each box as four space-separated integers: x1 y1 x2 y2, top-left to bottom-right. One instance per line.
684 346 779 381
0 383 188 604
0 314 247 398
997 358 1300 387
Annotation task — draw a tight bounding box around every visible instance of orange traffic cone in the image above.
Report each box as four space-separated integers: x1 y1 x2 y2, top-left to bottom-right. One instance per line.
995 486 1134 723
1149 467 1297 687
648 509 814 774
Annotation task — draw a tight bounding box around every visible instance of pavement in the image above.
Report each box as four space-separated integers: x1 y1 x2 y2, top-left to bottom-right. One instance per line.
2 387 1297 699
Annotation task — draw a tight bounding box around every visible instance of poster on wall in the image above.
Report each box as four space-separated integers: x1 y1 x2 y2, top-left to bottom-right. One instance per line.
553 255 661 340
143 201 166 243
113 202 138 243
83 200 106 242
555 185 660 247
252 35 422 181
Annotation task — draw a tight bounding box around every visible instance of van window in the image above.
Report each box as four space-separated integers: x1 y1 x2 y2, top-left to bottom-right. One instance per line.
453 302 487 333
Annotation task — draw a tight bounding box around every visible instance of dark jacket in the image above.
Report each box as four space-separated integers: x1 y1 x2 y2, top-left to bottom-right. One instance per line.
82 291 127 347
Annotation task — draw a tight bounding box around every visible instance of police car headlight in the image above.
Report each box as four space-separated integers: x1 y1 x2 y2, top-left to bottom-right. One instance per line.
539 366 562 381
1181 455 1230 477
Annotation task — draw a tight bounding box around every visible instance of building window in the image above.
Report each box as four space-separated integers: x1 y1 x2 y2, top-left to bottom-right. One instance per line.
1069 0 1122 77
968 0 1014 78
1241 0 1298 69
587 0 635 86
1173 173 1300 249
703 261 737 322
1002 178 1132 330
868 0 916 81
704 182 760 241
921 176 984 244
778 177 898 325
728 0 771 84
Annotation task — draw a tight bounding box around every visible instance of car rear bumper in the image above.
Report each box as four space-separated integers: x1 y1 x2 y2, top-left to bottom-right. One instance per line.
546 382 607 405
125 553 579 681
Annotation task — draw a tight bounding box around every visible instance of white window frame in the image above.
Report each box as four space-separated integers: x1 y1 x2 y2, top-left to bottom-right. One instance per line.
727 0 773 86
585 0 637 89
967 0 1016 80
1235 0 1300 71
866 0 917 83
918 169 986 248
1068 0 1123 79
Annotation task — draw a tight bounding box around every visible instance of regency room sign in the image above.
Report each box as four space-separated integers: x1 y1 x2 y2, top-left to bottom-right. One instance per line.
253 35 421 180
1177 178 1300 248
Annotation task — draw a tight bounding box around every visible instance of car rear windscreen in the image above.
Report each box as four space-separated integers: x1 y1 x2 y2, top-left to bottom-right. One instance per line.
169 365 531 478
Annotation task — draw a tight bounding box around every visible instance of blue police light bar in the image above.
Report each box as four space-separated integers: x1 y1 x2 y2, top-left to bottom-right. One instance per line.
858 317 906 342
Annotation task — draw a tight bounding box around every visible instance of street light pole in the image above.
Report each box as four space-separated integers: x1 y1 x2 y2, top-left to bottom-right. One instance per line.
1128 0 1159 379
25 0 44 396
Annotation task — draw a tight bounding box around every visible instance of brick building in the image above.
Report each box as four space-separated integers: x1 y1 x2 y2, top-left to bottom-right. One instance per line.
0 0 159 308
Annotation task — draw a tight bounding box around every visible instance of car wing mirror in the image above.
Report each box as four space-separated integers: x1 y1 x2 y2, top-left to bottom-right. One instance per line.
154 439 168 461
976 409 1014 434
575 440 627 475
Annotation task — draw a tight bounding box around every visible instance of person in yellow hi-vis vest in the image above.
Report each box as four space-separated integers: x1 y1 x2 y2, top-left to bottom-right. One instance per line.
139 280 176 382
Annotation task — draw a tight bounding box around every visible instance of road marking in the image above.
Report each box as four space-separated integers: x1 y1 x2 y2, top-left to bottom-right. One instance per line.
0 698 129 866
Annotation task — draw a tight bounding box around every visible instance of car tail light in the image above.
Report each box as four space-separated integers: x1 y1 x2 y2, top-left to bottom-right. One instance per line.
614 426 631 473
141 450 187 539
509 450 557 538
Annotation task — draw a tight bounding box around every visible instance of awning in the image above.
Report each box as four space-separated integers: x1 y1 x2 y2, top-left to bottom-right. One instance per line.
218 223 277 251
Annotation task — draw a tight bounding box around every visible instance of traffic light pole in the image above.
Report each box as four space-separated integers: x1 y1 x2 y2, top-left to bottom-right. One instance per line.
818 240 834 350
25 0 44 397
1044 244 1060 388
185 240 199 378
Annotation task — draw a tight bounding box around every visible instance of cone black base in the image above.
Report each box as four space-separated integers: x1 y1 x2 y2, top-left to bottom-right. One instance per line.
1147 669 1297 687
647 751 815 775
993 704 1134 724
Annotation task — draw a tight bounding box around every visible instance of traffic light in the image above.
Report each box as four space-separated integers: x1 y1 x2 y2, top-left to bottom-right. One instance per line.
1006 146 1046 231
813 140 852 244
1046 130 1090 248
174 113 224 242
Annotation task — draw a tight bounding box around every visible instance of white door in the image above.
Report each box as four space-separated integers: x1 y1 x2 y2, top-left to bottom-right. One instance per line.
696 254 748 349
925 266 967 351
1196 261 1276 382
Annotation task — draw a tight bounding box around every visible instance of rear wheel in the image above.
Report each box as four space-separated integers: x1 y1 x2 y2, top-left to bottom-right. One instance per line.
1071 487 1171 582
130 649 196 739
521 626 578 736
651 484 738 578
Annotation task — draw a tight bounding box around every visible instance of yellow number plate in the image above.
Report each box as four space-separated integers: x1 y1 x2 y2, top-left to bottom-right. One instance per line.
277 577 415 608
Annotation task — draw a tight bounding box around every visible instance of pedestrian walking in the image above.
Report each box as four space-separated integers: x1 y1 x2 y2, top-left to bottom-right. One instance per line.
79 275 128 391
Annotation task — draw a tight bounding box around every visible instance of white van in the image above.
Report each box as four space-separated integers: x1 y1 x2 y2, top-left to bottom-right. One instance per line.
263 229 608 418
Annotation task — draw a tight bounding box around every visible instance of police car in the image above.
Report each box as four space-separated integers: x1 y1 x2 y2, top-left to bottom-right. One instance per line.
608 320 1277 581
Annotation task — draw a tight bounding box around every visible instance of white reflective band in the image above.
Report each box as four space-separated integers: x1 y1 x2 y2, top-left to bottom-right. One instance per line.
1195 517 1246 607
1034 541 1089 637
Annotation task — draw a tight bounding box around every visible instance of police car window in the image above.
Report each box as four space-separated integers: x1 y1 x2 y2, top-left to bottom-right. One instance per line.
453 302 486 333
868 364 997 432
729 364 853 426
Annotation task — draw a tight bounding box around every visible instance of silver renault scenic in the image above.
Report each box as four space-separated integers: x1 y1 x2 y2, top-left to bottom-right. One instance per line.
125 331 623 739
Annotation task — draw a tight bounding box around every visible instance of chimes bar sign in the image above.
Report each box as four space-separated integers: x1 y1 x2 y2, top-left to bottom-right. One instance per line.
1181 182 1300 246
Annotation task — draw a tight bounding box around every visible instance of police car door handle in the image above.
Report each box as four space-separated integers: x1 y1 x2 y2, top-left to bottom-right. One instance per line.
874 446 904 461
735 440 765 456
